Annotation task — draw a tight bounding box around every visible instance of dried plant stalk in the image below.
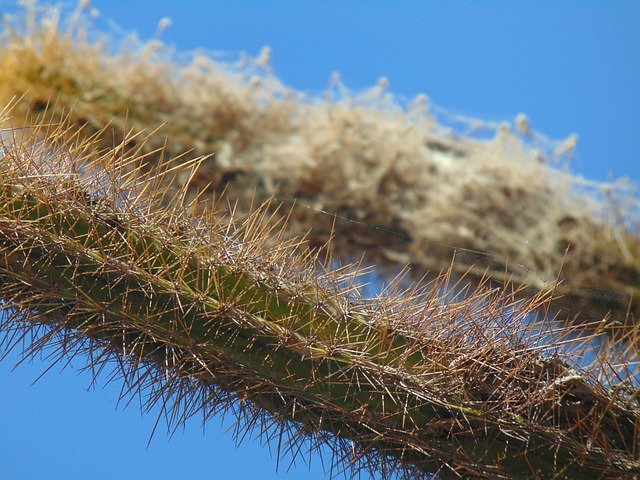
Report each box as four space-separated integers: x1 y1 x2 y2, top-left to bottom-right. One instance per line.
0 2 639 326
0 110 639 479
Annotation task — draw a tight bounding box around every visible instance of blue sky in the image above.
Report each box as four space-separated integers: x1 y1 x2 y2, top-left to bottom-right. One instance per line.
1 2 639 479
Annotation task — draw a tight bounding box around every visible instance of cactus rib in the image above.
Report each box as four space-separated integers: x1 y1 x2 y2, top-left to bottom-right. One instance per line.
0 117 639 479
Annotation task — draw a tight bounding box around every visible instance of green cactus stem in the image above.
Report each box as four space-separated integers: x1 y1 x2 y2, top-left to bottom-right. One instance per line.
0 116 639 479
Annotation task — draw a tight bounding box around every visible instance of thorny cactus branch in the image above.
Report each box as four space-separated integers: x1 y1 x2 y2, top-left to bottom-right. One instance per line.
0 111 639 479
1 2 639 325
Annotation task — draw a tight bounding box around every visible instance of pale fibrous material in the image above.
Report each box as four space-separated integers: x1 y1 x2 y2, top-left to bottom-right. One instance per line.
0 1 638 325
0 2 639 479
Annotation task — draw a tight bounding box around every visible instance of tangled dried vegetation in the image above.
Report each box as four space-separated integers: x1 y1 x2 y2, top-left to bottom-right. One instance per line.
0 1 639 326
0 2 639 479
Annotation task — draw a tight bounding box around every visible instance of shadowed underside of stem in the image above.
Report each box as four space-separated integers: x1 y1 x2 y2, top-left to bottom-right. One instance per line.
1 1 639 326
0 111 639 479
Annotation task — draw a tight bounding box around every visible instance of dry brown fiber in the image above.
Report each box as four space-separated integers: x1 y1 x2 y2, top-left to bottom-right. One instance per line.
1 1 639 324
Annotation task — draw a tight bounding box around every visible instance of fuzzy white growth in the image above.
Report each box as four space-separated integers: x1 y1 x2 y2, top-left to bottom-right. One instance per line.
1 0 638 325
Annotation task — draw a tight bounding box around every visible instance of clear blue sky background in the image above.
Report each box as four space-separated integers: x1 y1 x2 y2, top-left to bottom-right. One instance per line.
1 1 638 479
